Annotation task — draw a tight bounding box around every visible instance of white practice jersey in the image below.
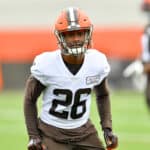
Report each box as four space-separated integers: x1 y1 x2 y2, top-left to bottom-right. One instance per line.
141 34 150 63
31 49 110 129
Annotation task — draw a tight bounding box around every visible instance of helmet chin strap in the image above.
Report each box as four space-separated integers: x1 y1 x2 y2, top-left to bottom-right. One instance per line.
61 37 89 56
64 47 86 56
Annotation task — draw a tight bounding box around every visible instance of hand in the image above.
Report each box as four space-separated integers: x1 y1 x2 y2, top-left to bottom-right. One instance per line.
104 128 118 149
28 137 47 150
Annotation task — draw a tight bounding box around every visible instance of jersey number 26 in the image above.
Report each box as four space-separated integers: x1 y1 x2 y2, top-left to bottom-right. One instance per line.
49 88 91 119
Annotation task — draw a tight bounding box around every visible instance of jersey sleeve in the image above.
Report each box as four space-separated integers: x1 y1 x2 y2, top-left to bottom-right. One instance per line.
102 56 110 76
30 54 48 86
141 34 150 63
99 54 110 82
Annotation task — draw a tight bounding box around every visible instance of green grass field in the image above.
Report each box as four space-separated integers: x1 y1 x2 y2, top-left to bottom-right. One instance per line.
0 90 150 150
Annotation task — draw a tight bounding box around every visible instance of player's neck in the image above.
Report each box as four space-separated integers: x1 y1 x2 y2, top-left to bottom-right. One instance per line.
61 54 84 64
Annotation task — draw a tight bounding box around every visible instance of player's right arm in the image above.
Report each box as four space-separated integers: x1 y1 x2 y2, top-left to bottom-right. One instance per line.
24 75 46 149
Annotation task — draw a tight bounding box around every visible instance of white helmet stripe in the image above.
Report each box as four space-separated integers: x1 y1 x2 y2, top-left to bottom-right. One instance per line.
69 8 76 22
67 7 79 28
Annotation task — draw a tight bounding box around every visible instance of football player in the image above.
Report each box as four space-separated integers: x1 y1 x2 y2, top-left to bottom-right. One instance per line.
141 24 150 111
24 7 118 150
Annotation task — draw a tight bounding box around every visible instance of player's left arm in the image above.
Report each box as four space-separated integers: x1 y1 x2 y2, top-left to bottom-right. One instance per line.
94 78 118 149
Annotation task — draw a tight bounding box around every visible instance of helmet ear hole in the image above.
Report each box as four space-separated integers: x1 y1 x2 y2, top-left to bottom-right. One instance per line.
54 7 93 55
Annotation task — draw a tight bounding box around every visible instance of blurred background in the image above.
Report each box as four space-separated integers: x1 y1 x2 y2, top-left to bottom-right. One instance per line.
0 0 148 90
0 1 150 150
